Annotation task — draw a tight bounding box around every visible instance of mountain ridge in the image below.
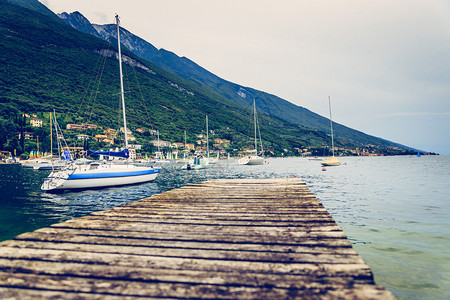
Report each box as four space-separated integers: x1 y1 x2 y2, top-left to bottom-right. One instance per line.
0 0 418 157
1 0 343 157
57 9 410 150
58 11 102 39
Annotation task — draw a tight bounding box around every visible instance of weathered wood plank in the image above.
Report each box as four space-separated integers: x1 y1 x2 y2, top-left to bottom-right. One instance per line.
0 177 395 299
103 207 329 216
17 227 354 247
76 215 338 227
0 275 391 300
0 288 131 300
91 208 332 217
0 245 366 267
0 272 389 299
0 260 374 286
0 241 364 264
13 232 355 254
46 221 347 241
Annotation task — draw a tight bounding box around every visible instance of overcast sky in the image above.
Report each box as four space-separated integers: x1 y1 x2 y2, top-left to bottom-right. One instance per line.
40 0 450 154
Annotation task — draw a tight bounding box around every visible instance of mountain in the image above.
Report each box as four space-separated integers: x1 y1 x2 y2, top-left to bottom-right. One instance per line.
58 11 102 39
1 0 348 157
58 10 408 150
0 0 416 157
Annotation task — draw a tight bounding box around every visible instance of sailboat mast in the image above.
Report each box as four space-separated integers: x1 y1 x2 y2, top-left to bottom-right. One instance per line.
328 96 335 157
157 130 160 158
115 14 128 149
206 115 209 158
253 98 257 152
52 111 61 159
49 112 52 158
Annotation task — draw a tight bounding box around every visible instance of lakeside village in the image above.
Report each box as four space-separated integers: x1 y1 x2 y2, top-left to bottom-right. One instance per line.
0 112 426 163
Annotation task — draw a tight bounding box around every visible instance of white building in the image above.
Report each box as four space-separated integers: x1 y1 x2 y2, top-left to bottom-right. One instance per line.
30 118 43 127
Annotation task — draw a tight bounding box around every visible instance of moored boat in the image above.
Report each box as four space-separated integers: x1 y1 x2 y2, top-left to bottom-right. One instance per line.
238 155 264 165
181 155 207 170
41 15 161 191
321 96 341 167
41 159 159 191
239 98 264 166
321 155 341 166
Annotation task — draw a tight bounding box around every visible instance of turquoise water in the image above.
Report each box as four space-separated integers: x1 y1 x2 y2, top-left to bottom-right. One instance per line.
0 156 449 299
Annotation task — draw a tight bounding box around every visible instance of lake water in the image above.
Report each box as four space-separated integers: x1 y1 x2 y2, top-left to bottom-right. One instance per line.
0 156 449 299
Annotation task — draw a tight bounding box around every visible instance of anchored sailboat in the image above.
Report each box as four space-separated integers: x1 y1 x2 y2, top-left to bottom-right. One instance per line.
321 96 341 166
181 115 209 170
206 115 218 164
239 98 264 165
41 15 161 191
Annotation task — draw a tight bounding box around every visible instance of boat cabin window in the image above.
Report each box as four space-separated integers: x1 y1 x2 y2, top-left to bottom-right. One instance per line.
89 162 101 170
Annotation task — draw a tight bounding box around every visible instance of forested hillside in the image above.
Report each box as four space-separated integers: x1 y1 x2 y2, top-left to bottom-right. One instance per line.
0 1 343 158
0 1 416 158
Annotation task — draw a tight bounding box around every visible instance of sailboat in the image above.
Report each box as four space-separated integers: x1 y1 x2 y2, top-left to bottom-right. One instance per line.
21 113 65 170
321 96 341 166
181 115 209 170
239 98 264 165
180 155 207 170
208 151 219 164
41 15 161 192
178 131 191 163
205 115 218 164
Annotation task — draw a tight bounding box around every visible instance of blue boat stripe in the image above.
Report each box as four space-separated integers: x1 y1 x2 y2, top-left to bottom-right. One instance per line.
68 168 161 180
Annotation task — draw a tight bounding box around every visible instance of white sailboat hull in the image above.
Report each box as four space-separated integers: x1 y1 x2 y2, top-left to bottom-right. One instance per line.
208 158 218 164
321 156 341 166
42 164 160 191
238 156 264 165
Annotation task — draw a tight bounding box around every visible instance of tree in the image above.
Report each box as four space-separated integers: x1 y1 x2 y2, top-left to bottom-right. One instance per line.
4 136 22 154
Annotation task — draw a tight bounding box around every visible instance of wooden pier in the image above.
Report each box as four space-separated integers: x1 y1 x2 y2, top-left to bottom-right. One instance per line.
0 178 394 299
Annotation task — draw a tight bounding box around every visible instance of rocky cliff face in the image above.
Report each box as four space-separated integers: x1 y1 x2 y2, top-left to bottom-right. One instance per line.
92 23 160 61
58 11 102 38
58 12 159 63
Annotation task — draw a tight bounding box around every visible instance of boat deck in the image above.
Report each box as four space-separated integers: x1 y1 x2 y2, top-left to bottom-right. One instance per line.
0 178 395 299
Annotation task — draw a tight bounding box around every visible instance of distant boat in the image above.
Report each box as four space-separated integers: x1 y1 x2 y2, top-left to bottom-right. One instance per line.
208 152 219 165
322 96 341 167
239 98 264 165
20 156 62 170
181 155 207 170
182 117 210 170
41 15 161 192
22 114 66 170
205 115 217 165
178 131 191 163
308 156 322 161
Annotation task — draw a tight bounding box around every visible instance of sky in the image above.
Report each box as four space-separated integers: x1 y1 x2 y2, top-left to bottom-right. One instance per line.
39 0 450 154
